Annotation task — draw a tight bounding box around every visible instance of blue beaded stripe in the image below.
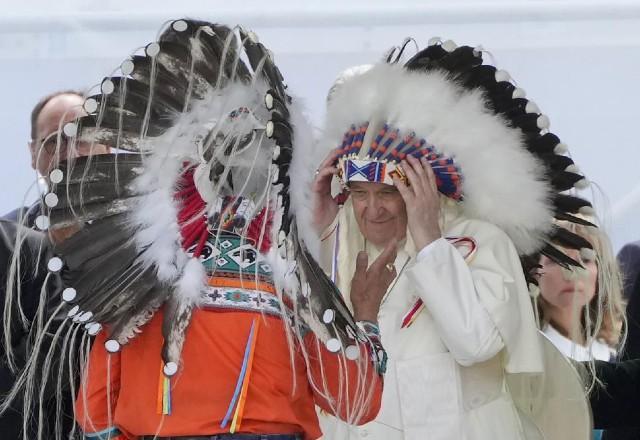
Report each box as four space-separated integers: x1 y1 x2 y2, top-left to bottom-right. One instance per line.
392 131 416 157
342 125 357 154
399 139 425 159
84 427 121 440
352 122 368 152
368 124 389 157
339 130 351 151
346 123 367 156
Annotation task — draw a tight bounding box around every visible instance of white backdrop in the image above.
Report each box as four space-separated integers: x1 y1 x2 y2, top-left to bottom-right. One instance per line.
1 0 639 250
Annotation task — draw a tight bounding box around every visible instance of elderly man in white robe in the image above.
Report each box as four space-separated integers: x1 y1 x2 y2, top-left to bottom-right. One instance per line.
299 41 594 440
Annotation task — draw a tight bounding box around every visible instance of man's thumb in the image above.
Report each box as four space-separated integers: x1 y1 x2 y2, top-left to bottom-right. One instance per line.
355 251 368 275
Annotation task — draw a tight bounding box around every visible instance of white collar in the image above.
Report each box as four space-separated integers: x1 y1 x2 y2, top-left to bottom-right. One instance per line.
542 324 612 361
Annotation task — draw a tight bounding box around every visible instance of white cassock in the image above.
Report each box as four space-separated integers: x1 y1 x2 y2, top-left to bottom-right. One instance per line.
317 200 591 440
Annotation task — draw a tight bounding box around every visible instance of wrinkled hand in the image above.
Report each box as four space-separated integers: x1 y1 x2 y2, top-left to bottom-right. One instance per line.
392 155 442 251
311 148 341 234
350 240 398 323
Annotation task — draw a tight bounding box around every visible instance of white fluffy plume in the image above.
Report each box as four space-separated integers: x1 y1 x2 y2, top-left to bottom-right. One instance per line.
288 98 323 258
312 63 553 255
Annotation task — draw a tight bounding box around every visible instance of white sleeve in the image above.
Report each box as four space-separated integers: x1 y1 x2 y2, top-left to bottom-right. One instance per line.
410 237 505 366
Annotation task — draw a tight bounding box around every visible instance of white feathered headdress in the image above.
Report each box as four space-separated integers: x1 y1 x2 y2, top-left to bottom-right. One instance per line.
295 39 596 275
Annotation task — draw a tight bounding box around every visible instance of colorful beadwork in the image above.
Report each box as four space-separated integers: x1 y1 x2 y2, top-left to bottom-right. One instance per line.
202 286 282 317
356 321 387 375
336 122 463 201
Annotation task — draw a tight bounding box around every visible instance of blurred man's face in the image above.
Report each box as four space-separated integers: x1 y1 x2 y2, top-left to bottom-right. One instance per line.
29 93 109 176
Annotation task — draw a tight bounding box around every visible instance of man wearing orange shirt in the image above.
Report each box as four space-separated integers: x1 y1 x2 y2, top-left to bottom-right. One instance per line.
74 190 394 439
9 18 393 440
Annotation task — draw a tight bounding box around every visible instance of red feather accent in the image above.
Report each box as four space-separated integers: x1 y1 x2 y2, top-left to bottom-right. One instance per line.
175 166 208 255
247 207 273 254
174 165 275 256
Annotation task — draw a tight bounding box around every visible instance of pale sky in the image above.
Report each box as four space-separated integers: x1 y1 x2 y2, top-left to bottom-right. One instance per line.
1 0 639 249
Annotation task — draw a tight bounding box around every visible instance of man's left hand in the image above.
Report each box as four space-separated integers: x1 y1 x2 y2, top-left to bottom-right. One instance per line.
392 155 442 250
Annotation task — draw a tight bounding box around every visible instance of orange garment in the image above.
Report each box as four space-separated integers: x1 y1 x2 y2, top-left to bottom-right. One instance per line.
76 308 382 440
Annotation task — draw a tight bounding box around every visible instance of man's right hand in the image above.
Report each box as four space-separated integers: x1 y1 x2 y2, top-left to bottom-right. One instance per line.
350 240 398 323
311 148 341 234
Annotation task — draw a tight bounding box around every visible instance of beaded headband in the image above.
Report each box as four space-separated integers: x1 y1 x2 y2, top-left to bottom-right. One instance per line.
336 122 463 201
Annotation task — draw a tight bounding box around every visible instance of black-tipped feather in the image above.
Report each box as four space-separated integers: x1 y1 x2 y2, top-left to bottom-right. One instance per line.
106 76 184 116
551 171 586 192
530 133 562 154
553 194 593 214
554 212 596 228
161 297 194 365
550 226 593 251
49 155 145 224
241 34 286 98
76 110 168 139
108 286 170 342
402 41 598 281
54 213 133 269
543 154 575 172
404 44 448 68
540 243 582 269
50 195 142 226
294 229 357 344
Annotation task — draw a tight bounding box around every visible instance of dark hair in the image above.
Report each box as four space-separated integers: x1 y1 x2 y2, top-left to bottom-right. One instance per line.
30 90 83 141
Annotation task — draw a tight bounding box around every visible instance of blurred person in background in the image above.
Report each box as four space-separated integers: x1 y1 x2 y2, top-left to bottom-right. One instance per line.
0 90 109 438
0 220 57 439
617 240 640 359
532 216 626 440
2 90 109 227
587 357 640 434
599 239 640 440
534 216 626 362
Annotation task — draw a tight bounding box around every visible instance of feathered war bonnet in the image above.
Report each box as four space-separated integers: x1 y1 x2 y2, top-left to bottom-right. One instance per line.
13 16 367 383
13 16 376 407
2 20 385 435
320 38 596 276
